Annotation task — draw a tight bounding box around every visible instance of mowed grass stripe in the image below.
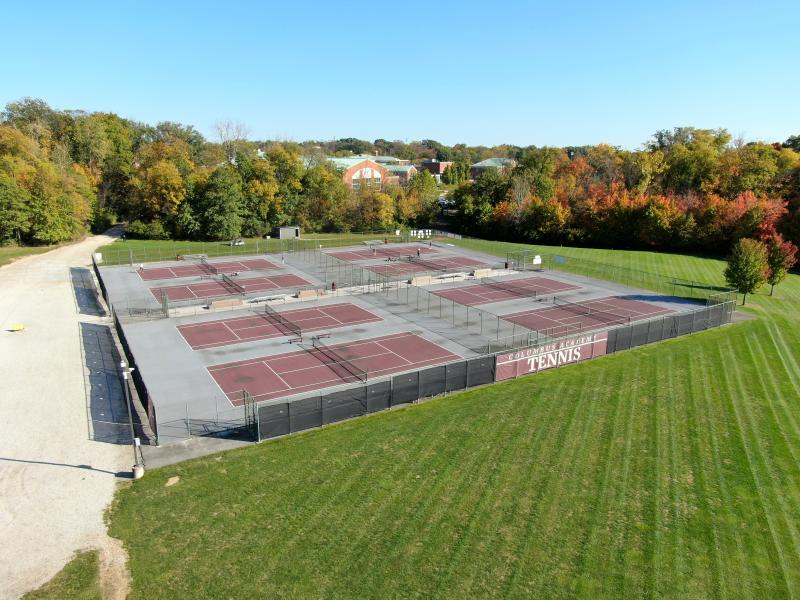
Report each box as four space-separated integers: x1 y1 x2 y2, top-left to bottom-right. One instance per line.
685 353 727 597
491 380 589 597
500 375 609 597
717 335 794 596
743 334 800 469
731 334 800 591
570 368 632 596
260 408 473 597
468 381 579 596
365 396 515 598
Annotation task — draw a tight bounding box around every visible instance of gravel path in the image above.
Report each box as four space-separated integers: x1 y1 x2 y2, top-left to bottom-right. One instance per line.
0 232 129 599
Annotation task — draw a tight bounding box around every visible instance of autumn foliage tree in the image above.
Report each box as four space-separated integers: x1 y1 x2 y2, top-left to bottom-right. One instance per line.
764 234 798 295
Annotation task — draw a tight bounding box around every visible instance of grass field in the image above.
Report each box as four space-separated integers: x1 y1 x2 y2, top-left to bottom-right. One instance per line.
23 551 101 600
0 245 54 268
94 232 405 266
108 241 800 598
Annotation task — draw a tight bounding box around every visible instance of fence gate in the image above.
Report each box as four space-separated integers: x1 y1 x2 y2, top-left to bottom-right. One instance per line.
243 389 258 440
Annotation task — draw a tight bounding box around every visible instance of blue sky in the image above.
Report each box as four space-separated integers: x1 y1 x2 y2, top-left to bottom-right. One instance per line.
2 0 798 148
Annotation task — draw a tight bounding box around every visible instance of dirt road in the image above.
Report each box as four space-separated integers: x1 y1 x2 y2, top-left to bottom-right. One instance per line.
0 232 129 599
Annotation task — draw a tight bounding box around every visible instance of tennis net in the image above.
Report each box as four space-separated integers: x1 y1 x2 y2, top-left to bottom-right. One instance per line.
553 296 631 325
481 277 536 299
200 256 218 275
221 273 246 294
407 256 445 271
312 338 368 383
264 304 302 337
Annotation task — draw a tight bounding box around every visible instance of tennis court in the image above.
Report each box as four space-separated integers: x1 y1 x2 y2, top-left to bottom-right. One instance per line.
503 296 672 337
177 303 383 350
208 332 460 404
328 245 438 262
150 273 310 301
137 258 278 281
432 276 580 306
365 255 488 276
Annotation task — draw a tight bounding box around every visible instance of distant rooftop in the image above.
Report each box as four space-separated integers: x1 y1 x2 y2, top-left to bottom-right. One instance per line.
384 164 415 174
471 158 516 168
301 156 380 170
351 154 403 164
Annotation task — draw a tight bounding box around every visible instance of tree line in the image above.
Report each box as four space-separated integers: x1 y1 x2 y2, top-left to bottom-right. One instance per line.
449 128 800 260
0 98 443 245
1 98 799 268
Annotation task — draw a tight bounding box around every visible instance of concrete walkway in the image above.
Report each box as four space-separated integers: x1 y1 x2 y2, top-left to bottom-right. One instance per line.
0 231 129 599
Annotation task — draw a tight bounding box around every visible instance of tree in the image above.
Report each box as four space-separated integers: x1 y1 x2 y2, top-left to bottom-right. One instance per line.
237 153 281 236
298 162 350 231
192 165 244 240
215 120 249 163
0 173 31 243
351 189 394 230
134 160 187 219
724 238 769 304
405 171 439 224
765 233 798 296
267 145 303 221
784 135 800 153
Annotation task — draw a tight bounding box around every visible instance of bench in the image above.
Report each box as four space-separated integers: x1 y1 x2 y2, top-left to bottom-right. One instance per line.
209 298 243 310
410 275 433 286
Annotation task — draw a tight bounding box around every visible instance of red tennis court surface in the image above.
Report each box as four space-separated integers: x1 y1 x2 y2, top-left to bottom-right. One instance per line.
177 302 383 350
209 332 460 404
328 244 438 262
365 255 488 276
138 258 278 281
433 276 580 306
150 274 310 301
504 296 672 337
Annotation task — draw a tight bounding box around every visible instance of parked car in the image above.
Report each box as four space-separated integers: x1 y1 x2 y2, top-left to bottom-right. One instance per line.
229 238 245 246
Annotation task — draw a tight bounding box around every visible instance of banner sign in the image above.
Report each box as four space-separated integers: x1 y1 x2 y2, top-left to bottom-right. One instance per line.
495 332 608 381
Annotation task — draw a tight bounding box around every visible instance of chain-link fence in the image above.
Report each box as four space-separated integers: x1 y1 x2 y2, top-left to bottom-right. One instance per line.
606 300 735 352
256 357 495 440
507 249 738 303
97 231 412 266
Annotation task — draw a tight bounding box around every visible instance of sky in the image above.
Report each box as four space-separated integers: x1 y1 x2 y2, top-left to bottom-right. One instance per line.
1 0 798 149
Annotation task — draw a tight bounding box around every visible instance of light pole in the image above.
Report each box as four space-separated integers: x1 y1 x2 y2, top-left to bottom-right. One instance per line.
121 361 145 479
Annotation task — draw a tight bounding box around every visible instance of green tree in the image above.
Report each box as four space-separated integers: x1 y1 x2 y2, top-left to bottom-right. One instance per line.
765 234 798 296
724 237 769 304
0 173 31 243
784 135 800 152
237 153 281 236
298 162 350 231
267 145 303 222
718 144 781 198
406 170 439 224
193 165 244 240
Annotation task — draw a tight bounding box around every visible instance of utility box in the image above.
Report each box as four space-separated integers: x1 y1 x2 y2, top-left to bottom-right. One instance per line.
276 226 301 239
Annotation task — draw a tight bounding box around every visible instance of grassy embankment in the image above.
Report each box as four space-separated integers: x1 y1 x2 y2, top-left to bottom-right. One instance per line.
0 245 54 268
